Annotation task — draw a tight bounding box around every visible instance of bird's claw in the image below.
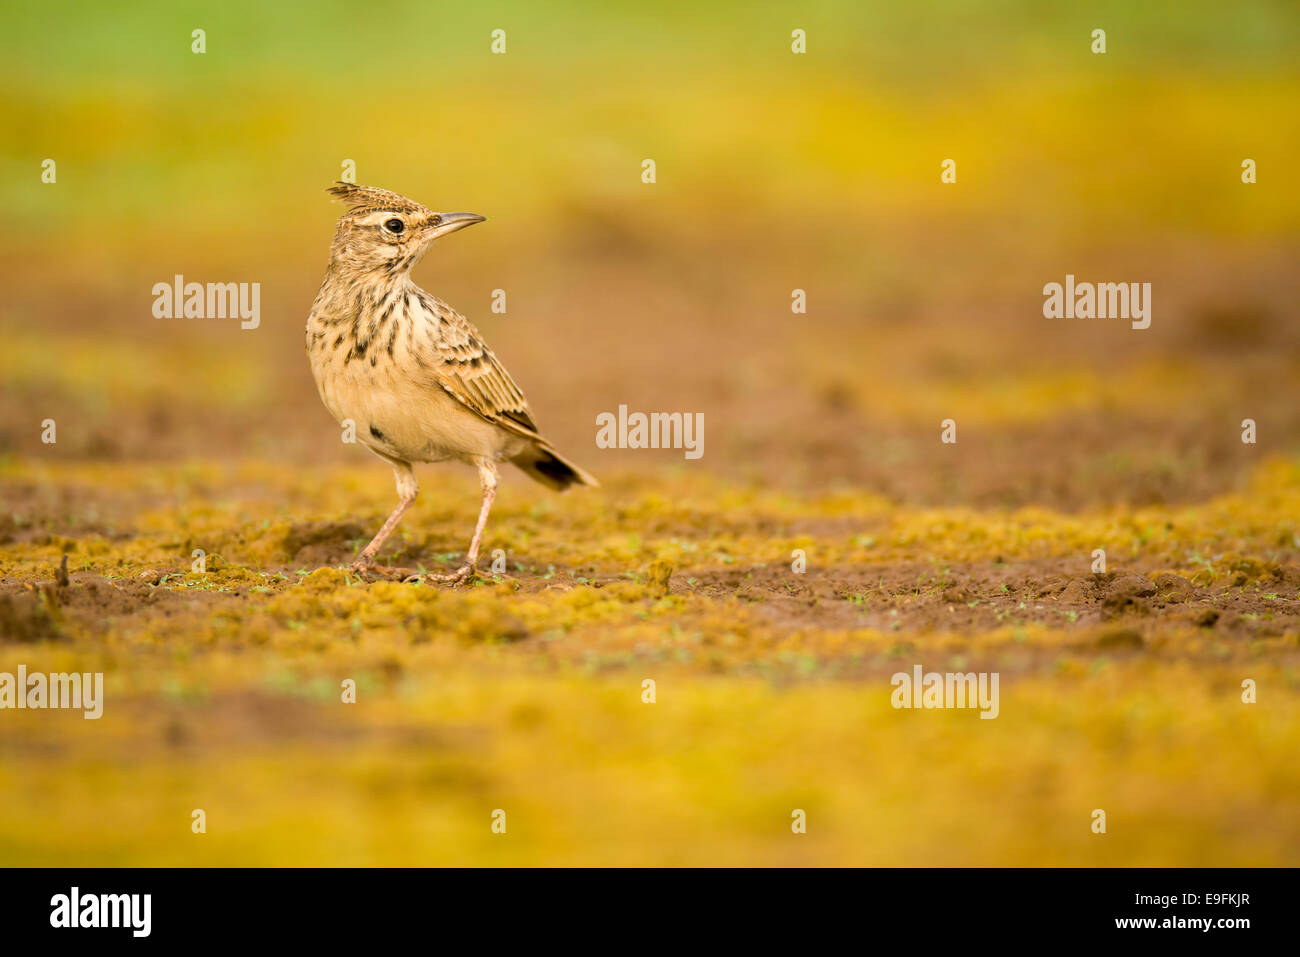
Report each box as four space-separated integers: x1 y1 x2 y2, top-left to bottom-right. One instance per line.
404 563 477 586
347 560 412 582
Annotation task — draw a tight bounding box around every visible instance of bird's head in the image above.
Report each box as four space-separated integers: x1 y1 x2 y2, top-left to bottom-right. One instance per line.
325 183 485 275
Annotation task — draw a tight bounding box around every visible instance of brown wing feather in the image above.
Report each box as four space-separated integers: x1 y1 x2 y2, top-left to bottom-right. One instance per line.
416 293 542 440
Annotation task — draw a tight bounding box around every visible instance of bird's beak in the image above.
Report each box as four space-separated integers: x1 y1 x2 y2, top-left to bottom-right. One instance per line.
425 212 486 241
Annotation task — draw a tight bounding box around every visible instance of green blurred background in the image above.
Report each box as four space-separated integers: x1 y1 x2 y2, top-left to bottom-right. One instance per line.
3 0 1298 502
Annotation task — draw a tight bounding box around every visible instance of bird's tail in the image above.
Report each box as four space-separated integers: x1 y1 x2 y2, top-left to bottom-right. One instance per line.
511 443 599 491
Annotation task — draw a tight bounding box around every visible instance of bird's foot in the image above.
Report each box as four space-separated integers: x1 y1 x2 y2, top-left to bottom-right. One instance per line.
404 563 477 586
347 558 412 582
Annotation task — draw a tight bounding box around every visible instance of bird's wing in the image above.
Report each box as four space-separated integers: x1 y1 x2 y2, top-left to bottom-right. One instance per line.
415 293 542 440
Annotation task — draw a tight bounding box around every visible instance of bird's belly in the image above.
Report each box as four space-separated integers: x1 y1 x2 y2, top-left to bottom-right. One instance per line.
312 354 522 464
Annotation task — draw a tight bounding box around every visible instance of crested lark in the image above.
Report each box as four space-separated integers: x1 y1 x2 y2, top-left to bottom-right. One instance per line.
306 183 597 584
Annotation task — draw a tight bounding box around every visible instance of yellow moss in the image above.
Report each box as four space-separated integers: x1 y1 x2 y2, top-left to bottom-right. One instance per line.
1 457 1299 865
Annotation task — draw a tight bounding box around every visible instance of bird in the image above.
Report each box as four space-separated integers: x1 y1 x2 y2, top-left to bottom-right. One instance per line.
305 183 597 584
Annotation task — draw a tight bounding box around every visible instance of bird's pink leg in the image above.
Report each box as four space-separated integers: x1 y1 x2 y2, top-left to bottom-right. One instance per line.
349 463 418 580
414 459 497 585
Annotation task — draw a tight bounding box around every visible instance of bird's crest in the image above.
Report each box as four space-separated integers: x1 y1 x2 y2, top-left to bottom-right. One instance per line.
326 182 427 216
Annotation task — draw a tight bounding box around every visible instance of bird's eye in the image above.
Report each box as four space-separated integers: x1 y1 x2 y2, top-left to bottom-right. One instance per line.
384 218 405 234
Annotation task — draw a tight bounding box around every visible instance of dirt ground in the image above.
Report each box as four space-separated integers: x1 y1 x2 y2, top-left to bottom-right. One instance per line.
3 72 1299 861
2 436 1299 864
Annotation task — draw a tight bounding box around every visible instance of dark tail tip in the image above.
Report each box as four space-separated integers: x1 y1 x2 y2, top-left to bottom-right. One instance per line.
512 446 599 491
